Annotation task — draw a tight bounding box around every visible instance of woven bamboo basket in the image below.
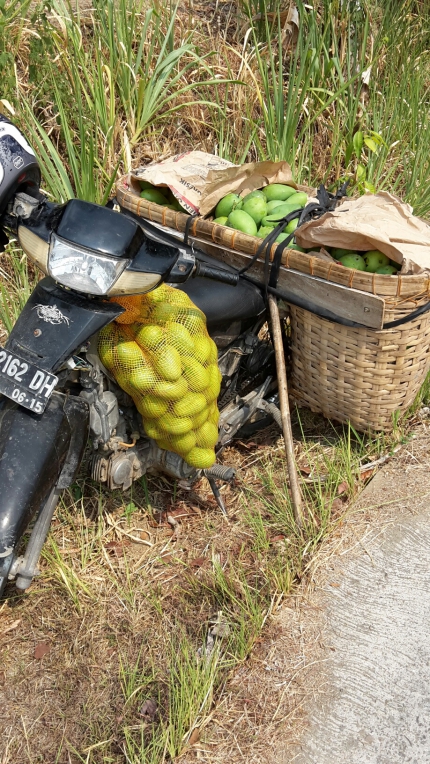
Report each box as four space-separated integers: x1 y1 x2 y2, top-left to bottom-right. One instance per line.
117 173 430 431
289 306 430 431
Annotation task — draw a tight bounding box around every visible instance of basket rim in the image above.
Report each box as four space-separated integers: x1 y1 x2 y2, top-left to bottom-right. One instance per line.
116 174 430 301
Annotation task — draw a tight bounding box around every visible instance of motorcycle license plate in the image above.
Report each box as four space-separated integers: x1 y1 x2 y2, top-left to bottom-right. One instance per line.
0 347 58 413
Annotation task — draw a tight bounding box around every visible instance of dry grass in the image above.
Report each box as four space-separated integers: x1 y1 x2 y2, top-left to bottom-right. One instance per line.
0 398 406 763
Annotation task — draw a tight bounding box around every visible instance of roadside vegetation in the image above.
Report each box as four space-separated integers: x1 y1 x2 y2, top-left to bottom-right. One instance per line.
1 0 430 761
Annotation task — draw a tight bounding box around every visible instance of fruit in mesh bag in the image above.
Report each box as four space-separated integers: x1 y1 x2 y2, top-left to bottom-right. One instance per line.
164 322 194 354
98 323 118 371
156 438 172 452
106 285 221 469
144 284 168 304
153 377 188 400
117 338 145 371
160 286 191 307
182 357 210 392
153 345 182 382
137 394 169 419
193 335 213 364
136 324 165 351
144 419 162 440
183 447 216 469
158 411 193 435
129 363 157 393
174 392 207 418
195 420 218 449
112 295 150 324
169 431 196 455
192 408 210 429
115 371 134 394
175 306 207 335
151 302 182 324
208 402 220 425
204 364 222 402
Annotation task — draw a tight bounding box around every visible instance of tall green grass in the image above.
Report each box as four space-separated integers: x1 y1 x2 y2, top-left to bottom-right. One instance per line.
231 0 430 204
12 0 230 203
3 0 430 206
0 241 38 333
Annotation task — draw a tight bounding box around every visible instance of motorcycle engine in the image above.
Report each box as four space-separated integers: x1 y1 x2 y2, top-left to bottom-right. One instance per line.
91 438 195 491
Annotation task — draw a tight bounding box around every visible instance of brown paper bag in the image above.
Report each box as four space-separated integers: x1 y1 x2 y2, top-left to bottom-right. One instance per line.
295 191 430 274
131 151 296 216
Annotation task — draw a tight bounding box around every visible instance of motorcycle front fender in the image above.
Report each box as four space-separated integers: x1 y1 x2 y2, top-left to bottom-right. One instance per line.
0 391 88 558
6 276 124 372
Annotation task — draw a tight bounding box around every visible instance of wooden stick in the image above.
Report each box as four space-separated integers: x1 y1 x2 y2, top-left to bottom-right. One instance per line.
268 293 303 528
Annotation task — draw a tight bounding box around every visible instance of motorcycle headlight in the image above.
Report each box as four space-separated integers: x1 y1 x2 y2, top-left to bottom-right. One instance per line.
48 234 129 296
19 227 164 296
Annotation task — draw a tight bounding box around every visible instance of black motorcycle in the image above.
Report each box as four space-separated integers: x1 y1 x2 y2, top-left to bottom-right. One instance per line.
0 117 282 597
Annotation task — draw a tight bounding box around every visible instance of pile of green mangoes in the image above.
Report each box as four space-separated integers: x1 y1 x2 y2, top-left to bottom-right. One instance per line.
139 180 185 212
330 248 400 274
213 184 308 252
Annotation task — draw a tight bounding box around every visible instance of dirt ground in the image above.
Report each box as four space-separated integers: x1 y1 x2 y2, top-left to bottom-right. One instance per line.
1 415 428 763
0 408 394 764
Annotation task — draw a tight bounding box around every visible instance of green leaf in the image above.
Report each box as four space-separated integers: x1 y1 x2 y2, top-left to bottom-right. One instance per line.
364 137 378 153
369 131 384 146
353 131 364 159
71 484 83 501
370 131 388 148
356 164 366 181
364 180 376 193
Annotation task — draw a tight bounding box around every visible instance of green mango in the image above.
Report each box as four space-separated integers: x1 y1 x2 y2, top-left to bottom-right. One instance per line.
339 254 366 271
227 210 258 236
363 250 390 273
256 226 277 238
242 196 267 225
215 193 242 219
263 184 297 202
284 191 308 207
331 247 358 259
266 199 286 214
241 190 266 204
375 265 398 275
140 188 169 205
284 218 299 234
261 201 302 228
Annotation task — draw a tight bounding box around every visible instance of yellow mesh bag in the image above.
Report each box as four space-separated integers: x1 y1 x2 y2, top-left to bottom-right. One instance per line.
98 284 221 469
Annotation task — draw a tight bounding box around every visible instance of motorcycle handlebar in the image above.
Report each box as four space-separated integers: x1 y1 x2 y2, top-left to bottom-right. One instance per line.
192 261 239 286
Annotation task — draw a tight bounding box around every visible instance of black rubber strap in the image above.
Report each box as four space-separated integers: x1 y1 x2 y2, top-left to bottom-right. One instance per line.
238 207 302 302
240 183 350 291
183 213 199 246
268 189 351 288
383 300 430 328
